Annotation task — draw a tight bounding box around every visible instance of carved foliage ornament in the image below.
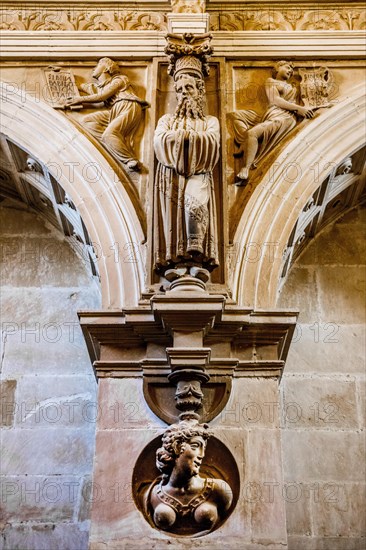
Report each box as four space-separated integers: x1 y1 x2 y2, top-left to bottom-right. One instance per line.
0 9 168 31
209 7 365 31
1 6 364 32
164 33 213 78
171 0 206 14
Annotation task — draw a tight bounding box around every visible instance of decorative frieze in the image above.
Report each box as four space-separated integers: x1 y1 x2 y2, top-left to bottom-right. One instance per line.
209 6 365 32
0 7 168 31
0 4 364 32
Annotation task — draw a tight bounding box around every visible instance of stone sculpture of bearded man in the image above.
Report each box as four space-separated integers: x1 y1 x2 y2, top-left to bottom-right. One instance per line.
153 56 220 275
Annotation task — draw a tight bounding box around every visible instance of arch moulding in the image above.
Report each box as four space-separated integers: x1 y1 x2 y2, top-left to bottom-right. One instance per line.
0 82 145 308
232 83 366 309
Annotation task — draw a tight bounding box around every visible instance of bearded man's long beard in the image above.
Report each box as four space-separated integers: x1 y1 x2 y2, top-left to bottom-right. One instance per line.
173 96 204 122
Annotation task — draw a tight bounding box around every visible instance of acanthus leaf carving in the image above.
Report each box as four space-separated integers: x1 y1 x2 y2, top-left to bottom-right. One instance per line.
299 10 347 31
171 0 206 14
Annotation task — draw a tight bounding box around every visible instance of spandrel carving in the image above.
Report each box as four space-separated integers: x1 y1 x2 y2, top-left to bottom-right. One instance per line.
64 58 149 171
230 61 334 185
147 420 233 535
153 35 220 276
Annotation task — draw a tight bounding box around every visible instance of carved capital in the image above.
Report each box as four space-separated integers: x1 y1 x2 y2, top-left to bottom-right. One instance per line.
164 32 213 77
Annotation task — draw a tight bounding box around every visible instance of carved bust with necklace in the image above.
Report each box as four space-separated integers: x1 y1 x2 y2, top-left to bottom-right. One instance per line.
147 421 233 535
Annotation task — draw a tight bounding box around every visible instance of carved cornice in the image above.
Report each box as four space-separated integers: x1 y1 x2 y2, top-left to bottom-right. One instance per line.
79 306 297 366
0 3 364 31
1 31 364 60
79 302 296 423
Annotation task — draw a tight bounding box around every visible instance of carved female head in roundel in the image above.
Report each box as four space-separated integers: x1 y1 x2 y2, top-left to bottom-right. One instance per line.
156 421 212 478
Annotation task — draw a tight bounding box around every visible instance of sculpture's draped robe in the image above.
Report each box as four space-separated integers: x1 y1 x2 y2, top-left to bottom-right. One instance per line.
82 75 148 164
153 114 220 272
232 79 298 166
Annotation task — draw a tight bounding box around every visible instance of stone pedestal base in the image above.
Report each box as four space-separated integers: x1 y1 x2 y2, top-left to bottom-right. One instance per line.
80 297 296 548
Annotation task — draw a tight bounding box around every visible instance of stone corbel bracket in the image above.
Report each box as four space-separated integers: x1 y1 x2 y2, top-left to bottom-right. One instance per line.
79 294 298 424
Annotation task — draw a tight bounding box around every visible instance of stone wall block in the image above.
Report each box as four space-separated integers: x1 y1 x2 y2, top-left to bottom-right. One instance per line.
311 482 366 537
14 374 97 428
288 535 366 550
0 522 89 550
2 336 95 377
90 428 161 538
0 475 80 523
212 378 280 429
0 236 92 287
1 286 100 323
97 378 164 430
0 379 16 427
1 428 95 475
299 210 366 267
207 427 249 539
285 486 312 536
278 267 320 323
245 429 287 542
0 208 54 237
317 267 366 324
356 379 365 429
282 377 358 429
283 324 365 374
283 431 365 482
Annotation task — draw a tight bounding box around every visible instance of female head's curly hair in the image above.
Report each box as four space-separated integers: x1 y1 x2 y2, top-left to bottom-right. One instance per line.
272 60 294 78
156 421 212 477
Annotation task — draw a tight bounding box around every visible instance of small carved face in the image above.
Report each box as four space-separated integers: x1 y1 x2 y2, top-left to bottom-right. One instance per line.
175 75 199 102
92 60 107 79
177 436 206 477
276 64 293 80
337 158 353 175
26 157 41 172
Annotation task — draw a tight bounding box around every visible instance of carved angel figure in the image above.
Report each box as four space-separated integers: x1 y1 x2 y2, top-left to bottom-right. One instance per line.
153 59 220 274
66 57 149 170
230 61 315 184
147 421 232 534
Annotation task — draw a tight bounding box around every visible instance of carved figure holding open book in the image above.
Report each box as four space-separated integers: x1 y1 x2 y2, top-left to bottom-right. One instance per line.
231 61 315 184
65 57 149 170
